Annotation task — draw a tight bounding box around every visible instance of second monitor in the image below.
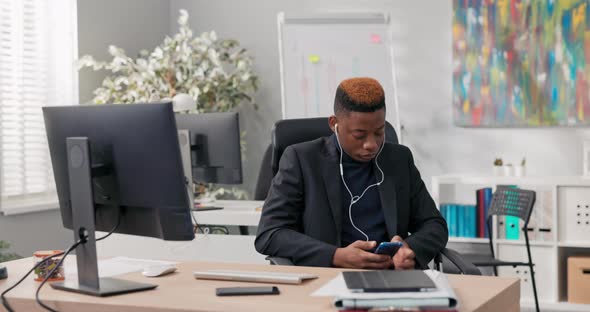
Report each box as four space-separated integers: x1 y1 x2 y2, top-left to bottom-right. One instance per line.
175 112 242 185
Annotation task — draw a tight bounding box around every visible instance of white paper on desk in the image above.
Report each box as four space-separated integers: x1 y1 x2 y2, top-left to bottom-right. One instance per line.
65 257 177 278
311 270 458 308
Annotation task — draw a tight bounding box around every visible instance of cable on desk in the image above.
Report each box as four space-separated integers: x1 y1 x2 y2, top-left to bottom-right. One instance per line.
34 239 84 312
35 216 123 312
1 251 64 312
2 215 121 312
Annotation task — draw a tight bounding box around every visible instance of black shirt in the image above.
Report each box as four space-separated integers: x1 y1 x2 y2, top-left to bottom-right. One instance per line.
331 134 388 247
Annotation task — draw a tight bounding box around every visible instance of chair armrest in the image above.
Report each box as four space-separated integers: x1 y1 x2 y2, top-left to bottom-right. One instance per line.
265 256 295 266
440 248 481 275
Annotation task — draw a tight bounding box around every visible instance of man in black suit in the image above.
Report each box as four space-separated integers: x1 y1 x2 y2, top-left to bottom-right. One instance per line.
255 77 448 269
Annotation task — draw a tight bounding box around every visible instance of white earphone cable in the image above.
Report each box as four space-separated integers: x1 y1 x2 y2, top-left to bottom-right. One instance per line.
334 124 385 242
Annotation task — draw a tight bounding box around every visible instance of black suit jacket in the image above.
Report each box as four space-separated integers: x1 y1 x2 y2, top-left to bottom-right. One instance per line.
255 136 448 267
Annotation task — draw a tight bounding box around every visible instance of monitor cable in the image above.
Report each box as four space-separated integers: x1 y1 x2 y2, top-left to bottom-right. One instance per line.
1 213 121 312
1 250 65 312
34 238 85 312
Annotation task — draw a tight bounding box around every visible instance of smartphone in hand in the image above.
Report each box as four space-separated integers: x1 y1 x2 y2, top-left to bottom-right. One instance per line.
374 242 403 256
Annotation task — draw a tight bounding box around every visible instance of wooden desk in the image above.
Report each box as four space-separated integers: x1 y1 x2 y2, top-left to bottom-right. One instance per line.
0 258 519 312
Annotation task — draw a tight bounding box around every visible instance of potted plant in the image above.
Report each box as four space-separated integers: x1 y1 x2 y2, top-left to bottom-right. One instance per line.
493 158 503 176
77 9 258 199
0 240 20 262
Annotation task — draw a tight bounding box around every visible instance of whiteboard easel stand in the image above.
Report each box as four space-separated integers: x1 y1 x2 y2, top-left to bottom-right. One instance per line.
385 16 403 144
277 12 403 144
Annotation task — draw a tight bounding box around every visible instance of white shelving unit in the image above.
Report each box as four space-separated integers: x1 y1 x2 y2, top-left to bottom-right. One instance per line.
432 174 590 311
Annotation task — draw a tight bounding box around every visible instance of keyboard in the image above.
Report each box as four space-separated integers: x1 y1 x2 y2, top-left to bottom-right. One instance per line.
193 269 318 284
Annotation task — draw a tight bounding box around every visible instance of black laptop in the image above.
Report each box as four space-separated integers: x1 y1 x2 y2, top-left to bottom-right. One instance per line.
342 270 437 293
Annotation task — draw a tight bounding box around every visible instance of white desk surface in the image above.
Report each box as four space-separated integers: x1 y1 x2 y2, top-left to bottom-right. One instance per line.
95 200 267 265
193 200 263 226
96 233 267 264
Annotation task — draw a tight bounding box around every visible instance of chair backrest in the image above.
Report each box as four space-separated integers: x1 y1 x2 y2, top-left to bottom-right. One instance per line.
485 185 536 255
271 117 398 175
486 185 536 225
254 144 273 200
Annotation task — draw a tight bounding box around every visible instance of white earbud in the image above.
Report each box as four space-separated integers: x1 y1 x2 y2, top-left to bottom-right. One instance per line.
334 123 386 241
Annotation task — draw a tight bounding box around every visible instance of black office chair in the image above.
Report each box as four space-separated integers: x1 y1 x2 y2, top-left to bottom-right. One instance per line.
263 117 480 275
270 117 397 176
254 144 273 201
460 186 540 312
254 117 397 202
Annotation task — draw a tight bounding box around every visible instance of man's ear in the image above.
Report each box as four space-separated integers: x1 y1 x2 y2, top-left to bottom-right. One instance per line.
328 115 337 132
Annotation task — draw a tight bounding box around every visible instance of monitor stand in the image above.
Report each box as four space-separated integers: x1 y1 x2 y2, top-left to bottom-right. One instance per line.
50 137 156 297
178 130 195 208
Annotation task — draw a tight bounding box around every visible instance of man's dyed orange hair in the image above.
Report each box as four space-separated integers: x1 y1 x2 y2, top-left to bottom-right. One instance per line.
334 77 385 114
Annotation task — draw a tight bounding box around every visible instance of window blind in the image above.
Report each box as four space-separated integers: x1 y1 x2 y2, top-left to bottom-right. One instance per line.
0 0 77 215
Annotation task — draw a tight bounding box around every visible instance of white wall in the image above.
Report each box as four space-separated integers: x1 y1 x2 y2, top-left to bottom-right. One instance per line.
0 0 172 258
0 210 71 257
171 0 590 193
78 0 172 104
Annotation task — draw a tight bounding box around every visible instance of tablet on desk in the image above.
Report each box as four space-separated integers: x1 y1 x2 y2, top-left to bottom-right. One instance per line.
342 270 437 293
193 270 318 284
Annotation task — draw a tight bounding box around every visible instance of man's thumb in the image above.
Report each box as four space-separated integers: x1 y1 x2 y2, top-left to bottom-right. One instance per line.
352 240 376 250
391 235 403 243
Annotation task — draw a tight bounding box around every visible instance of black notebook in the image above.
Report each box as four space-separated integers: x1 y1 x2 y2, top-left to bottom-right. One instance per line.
342 270 437 293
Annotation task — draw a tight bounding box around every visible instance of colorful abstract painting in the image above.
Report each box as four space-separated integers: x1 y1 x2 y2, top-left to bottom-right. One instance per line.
453 0 590 126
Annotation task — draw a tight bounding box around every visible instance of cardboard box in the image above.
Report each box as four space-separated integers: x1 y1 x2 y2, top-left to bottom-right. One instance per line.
568 256 590 304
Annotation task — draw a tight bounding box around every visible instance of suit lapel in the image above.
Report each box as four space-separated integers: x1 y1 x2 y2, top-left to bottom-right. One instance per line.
377 156 398 238
321 137 343 245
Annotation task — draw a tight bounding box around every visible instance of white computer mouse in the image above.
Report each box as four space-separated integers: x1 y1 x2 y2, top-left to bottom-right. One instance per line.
142 264 177 277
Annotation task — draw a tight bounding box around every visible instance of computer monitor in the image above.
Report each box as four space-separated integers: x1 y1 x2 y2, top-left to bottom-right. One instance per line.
175 112 242 185
43 102 194 296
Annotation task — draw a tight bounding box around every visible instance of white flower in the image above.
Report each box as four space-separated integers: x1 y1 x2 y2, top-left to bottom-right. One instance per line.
194 67 205 79
208 49 221 67
128 90 139 101
200 32 212 45
92 61 106 71
176 70 184 83
136 58 147 69
209 67 225 79
114 76 129 86
201 60 209 71
178 9 189 25
76 55 94 68
152 47 163 59
108 45 126 58
189 87 201 100
237 60 246 70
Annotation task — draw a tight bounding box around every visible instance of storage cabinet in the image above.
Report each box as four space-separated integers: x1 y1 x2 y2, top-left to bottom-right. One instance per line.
432 175 590 311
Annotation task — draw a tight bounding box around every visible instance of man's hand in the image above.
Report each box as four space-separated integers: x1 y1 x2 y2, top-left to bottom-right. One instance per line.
332 240 391 269
390 236 416 270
